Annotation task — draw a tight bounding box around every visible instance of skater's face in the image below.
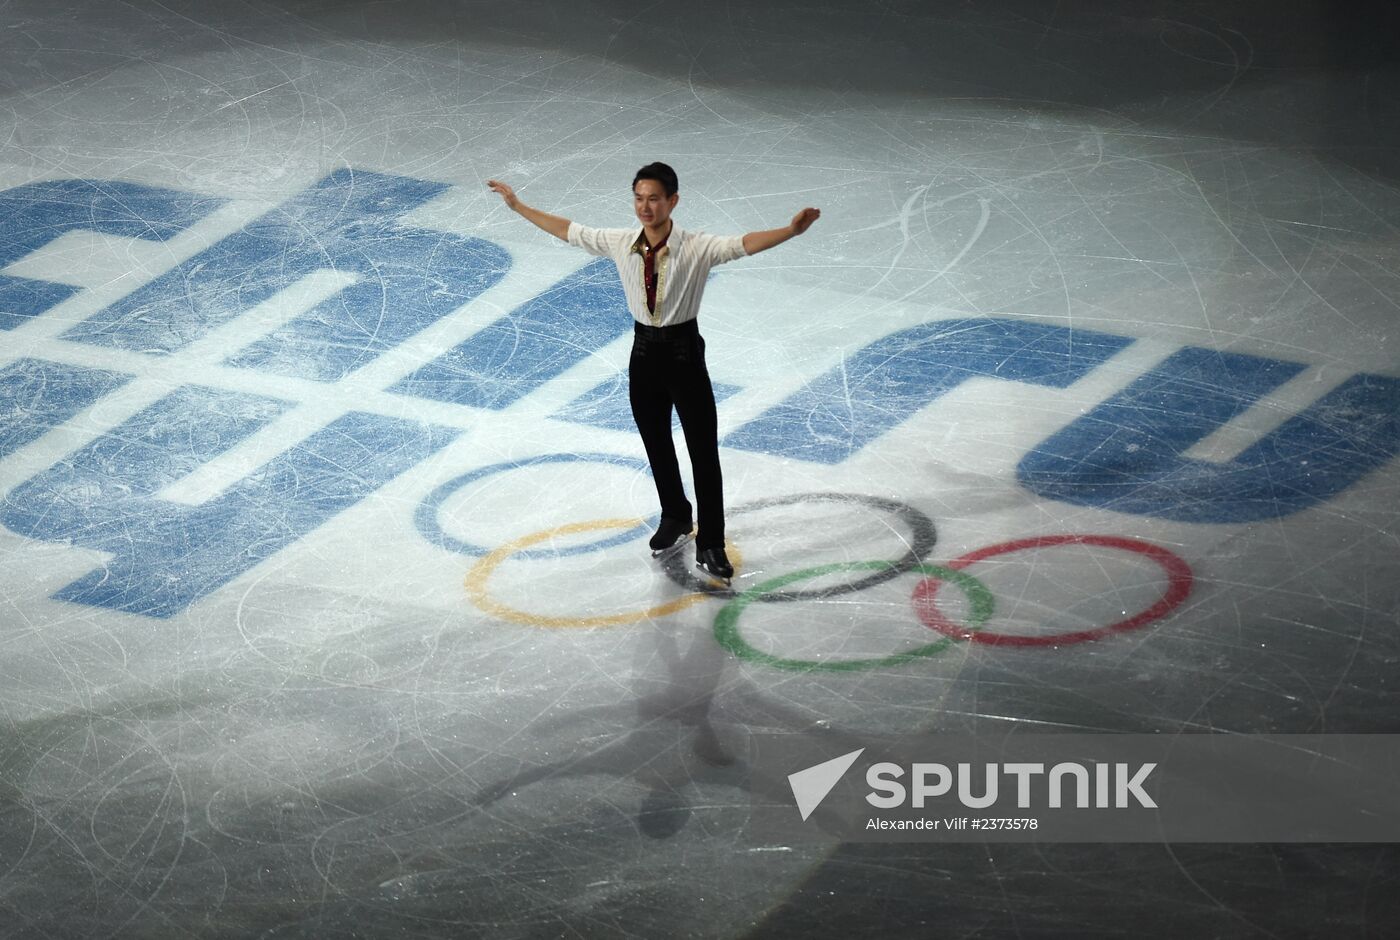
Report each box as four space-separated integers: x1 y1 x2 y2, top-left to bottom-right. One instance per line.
634 179 678 231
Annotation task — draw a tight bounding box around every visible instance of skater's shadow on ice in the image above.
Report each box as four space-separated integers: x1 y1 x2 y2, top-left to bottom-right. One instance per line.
468 614 740 840
465 612 893 841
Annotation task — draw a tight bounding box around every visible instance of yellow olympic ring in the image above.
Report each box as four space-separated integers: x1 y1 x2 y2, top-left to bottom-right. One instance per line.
464 518 742 628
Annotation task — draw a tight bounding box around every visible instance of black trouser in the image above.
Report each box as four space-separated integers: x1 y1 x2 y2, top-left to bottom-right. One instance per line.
629 319 724 550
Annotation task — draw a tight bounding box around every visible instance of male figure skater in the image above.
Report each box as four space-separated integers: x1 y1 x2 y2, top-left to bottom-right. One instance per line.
487 163 819 581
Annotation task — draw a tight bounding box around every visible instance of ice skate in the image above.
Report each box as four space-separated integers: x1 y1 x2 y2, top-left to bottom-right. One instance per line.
649 517 694 557
695 546 734 584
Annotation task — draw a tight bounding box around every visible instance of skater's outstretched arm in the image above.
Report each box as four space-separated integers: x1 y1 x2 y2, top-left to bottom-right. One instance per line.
742 207 821 256
487 179 571 242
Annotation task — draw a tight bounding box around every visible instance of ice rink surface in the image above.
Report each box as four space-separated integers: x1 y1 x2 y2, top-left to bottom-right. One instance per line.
2 1 1399 936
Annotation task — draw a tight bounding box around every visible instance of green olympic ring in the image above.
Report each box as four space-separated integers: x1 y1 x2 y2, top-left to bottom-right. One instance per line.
713 561 994 673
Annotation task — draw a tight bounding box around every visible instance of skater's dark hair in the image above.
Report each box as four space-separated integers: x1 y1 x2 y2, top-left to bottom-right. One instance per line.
633 162 679 197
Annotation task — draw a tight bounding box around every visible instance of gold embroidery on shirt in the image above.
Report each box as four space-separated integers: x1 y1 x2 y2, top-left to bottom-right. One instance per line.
654 244 670 323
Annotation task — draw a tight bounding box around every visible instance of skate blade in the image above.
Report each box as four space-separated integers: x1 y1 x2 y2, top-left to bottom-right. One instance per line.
695 561 732 586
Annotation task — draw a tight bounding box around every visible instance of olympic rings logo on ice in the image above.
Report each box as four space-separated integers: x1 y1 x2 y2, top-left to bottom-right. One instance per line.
419 453 1195 672
715 534 1193 672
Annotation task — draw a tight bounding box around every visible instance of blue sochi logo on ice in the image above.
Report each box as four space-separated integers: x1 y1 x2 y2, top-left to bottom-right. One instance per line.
2 168 1400 618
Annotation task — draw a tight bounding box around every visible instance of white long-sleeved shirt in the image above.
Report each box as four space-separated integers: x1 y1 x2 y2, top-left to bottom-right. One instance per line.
567 221 747 327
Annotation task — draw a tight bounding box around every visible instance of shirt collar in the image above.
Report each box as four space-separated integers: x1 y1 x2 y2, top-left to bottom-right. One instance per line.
630 222 677 255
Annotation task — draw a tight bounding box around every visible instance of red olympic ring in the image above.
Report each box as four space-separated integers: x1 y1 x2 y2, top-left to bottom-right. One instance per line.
912 534 1193 647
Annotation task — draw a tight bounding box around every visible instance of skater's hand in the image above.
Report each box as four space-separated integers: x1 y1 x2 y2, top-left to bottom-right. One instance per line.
487 179 519 211
790 207 821 236
487 182 572 241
